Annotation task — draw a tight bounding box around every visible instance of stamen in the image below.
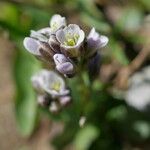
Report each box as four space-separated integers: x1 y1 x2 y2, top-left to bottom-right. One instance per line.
73 33 79 42
51 82 61 92
64 33 79 46
67 39 76 46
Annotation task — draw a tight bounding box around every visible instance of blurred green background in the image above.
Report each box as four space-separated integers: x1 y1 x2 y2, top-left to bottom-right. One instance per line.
0 0 150 150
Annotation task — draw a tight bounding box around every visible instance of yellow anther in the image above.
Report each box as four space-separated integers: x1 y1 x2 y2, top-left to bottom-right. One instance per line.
64 33 79 46
51 82 61 92
73 33 79 42
66 39 76 46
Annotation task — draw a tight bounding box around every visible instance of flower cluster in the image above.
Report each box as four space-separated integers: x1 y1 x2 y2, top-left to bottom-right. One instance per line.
31 70 71 112
23 14 109 112
23 14 108 77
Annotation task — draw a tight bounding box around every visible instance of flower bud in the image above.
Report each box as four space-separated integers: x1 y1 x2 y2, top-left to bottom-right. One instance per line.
88 52 101 80
87 28 108 56
53 54 68 66
53 54 75 75
56 62 74 75
59 95 71 106
37 94 51 107
49 101 60 113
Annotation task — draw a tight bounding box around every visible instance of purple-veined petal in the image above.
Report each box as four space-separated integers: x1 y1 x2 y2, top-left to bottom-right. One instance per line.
23 37 41 55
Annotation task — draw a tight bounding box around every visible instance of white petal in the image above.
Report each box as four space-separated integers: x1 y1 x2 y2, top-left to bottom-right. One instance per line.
23 37 41 55
76 29 85 45
56 24 85 57
60 89 70 96
49 102 59 112
99 35 109 48
87 28 99 40
87 28 96 39
56 29 65 43
30 30 48 42
37 27 51 35
50 14 66 31
87 28 109 53
42 70 66 96
63 24 80 35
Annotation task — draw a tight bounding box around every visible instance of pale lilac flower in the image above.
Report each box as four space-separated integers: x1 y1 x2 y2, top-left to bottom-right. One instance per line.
31 69 69 97
87 28 108 56
56 24 85 57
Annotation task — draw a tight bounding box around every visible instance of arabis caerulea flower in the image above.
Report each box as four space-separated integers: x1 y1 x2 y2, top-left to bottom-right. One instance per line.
56 24 85 57
31 69 69 97
87 28 108 56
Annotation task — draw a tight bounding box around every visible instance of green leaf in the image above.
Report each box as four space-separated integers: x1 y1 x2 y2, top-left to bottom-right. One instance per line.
74 125 99 150
14 40 41 137
106 105 127 121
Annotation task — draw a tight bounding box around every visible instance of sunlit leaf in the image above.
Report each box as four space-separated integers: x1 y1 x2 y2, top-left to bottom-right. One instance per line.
134 121 150 139
74 125 99 150
106 105 127 121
